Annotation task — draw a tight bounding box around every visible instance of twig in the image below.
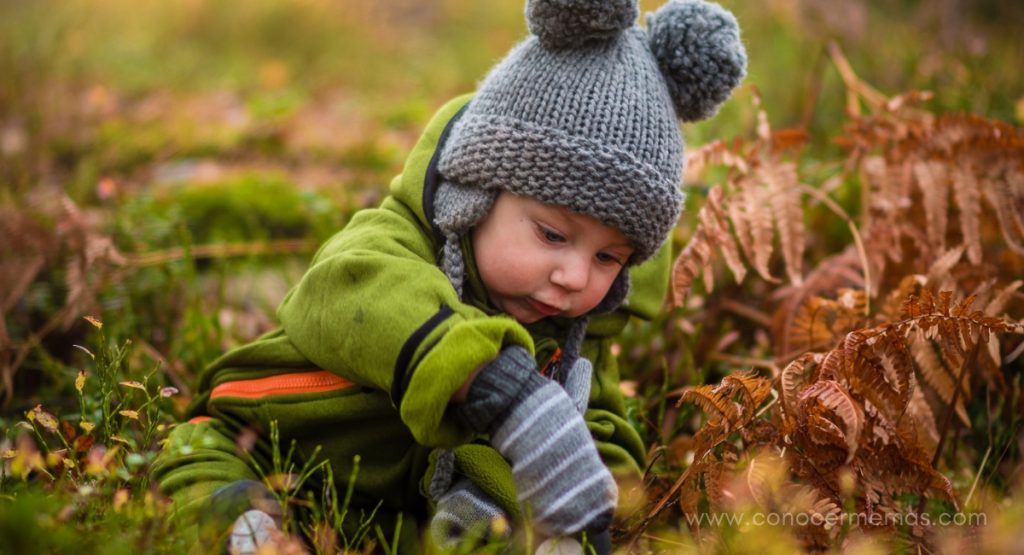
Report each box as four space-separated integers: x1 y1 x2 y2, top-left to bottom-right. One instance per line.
1005 338 1024 364
134 339 193 399
2 239 318 406
827 41 888 114
627 460 696 549
719 298 773 328
125 239 317 267
4 304 79 406
707 352 777 371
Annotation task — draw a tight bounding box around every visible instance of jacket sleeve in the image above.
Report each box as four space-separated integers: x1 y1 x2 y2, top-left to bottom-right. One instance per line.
152 419 262 527
275 197 533 449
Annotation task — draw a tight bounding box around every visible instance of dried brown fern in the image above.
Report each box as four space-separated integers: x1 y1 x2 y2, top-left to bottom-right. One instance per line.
672 95 812 306
841 105 1024 294
645 289 1021 548
644 44 1023 552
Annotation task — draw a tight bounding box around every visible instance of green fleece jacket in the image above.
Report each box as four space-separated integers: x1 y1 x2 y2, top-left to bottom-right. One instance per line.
152 95 669 548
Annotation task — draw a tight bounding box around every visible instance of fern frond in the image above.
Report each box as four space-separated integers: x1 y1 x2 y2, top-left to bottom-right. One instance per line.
910 329 969 426
913 160 949 253
923 246 964 290
736 178 777 282
982 171 1024 255
721 370 774 416
677 383 741 426
951 167 983 264
906 384 940 454
983 280 1021 317
670 217 715 306
780 352 823 417
797 380 864 463
707 186 748 286
670 186 748 306
772 248 865 361
778 289 867 358
765 161 805 285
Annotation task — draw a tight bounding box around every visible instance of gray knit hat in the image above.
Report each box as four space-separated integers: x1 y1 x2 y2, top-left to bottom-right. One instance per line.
432 0 745 370
436 0 746 262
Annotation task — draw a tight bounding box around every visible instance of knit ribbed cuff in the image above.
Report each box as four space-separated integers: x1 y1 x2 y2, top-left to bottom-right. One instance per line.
455 346 543 434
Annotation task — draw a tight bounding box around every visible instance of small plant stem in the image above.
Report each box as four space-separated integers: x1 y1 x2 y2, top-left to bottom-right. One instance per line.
707 352 777 371
964 445 991 508
827 41 888 114
799 183 872 308
134 339 192 398
932 339 980 469
799 45 828 131
916 337 981 519
4 304 78 406
719 298 773 328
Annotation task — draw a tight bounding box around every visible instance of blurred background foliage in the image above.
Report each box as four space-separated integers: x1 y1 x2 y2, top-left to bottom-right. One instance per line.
1 0 1022 552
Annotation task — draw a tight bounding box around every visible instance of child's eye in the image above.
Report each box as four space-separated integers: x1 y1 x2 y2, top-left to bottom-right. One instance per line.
538 225 566 243
596 252 624 265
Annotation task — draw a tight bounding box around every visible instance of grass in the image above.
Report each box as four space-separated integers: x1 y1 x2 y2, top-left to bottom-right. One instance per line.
1 0 1022 553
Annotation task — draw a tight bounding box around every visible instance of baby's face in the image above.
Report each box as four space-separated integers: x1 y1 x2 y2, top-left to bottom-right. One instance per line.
471 192 633 324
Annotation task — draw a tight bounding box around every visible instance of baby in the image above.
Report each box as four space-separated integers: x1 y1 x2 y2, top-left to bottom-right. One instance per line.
153 0 746 552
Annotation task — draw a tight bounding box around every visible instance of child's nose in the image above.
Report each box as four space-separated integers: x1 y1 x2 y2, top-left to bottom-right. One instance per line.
550 254 589 292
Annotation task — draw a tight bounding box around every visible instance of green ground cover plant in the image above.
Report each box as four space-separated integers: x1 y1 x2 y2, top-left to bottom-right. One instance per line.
1 1 1021 553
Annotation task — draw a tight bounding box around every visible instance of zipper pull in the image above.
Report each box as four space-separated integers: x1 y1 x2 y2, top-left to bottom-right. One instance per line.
539 347 562 377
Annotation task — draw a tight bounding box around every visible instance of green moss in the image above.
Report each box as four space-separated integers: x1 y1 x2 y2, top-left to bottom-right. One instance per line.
148 174 343 244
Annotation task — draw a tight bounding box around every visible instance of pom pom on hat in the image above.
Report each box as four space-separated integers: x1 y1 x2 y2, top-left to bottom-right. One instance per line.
647 0 747 122
526 0 638 50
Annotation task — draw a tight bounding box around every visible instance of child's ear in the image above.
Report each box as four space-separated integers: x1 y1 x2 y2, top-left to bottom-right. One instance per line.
646 0 747 122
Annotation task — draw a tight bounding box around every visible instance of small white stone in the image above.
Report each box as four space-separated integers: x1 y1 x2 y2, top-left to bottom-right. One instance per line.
230 510 278 555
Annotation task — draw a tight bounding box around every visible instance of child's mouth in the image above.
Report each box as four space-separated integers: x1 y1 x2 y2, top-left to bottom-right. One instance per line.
527 297 563 317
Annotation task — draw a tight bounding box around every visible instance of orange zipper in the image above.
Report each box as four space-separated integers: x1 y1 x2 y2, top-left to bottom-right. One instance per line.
539 347 562 376
210 370 354 400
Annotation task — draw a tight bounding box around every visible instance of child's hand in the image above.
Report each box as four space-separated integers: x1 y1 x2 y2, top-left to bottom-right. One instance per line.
455 346 617 537
430 476 511 549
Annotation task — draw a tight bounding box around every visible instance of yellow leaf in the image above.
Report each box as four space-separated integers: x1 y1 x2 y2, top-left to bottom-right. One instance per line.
110 435 132 445
119 410 139 420
1 449 16 459
80 422 95 433
30 405 59 432
113 489 130 513
83 315 103 329
119 381 145 391
75 371 87 394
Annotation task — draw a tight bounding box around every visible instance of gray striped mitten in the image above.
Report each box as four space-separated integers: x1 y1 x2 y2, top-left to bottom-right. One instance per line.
559 356 593 415
456 346 616 537
430 477 511 549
